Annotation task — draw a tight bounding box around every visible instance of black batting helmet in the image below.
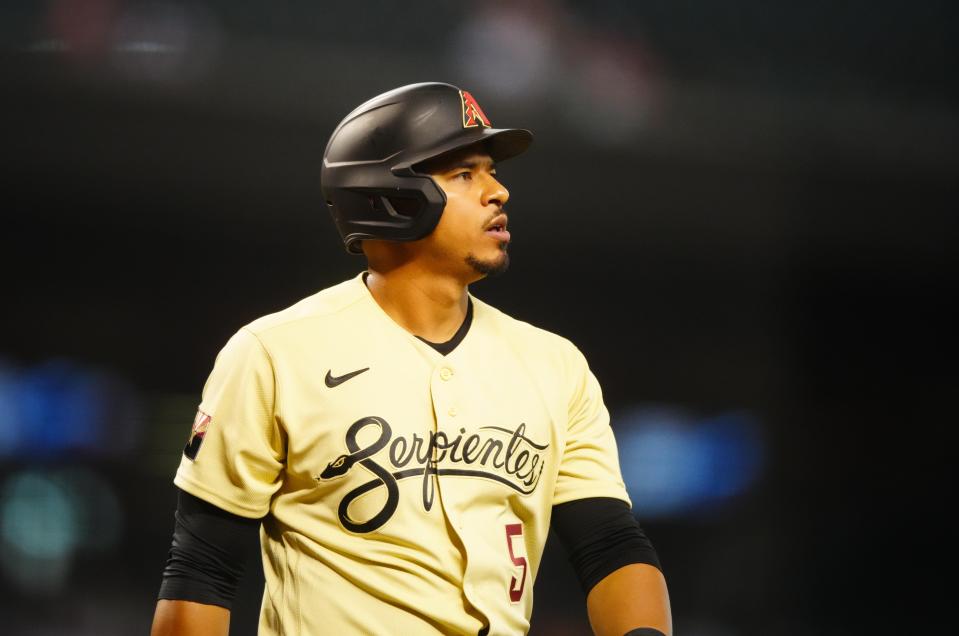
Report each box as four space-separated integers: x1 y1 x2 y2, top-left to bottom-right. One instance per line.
321 82 533 254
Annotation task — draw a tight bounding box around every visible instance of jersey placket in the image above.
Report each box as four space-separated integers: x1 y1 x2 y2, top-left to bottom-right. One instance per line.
427 361 491 627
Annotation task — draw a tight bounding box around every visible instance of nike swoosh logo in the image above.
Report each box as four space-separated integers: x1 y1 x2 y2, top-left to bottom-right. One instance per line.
325 367 370 388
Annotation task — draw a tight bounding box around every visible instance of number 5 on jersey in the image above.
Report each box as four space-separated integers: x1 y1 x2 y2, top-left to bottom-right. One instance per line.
505 523 527 603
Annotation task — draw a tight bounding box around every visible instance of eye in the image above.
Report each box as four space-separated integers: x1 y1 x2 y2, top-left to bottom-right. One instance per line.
453 171 472 181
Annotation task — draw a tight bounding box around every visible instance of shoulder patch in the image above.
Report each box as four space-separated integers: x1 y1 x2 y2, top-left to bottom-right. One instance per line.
183 410 212 461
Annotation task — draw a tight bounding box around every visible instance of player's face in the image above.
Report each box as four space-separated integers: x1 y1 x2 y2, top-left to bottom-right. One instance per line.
420 148 511 281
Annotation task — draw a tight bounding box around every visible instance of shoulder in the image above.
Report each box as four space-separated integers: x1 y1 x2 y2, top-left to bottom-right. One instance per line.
241 273 367 335
471 295 587 367
219 274 371 356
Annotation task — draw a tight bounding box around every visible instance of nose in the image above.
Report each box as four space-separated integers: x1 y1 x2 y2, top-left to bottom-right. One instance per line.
482 173 510 207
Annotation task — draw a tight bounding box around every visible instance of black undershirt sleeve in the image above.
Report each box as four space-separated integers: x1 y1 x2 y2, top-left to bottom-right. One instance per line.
159 495 656 610
157 488 262 609
551 497 661 595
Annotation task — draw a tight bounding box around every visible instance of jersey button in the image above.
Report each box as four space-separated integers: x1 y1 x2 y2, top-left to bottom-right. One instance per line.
439 367 453 381
448 407 458 417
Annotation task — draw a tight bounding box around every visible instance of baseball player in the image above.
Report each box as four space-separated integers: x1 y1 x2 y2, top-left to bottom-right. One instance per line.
151 82 671 636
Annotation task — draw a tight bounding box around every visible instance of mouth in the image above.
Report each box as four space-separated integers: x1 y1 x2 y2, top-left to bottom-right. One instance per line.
484 214 511 243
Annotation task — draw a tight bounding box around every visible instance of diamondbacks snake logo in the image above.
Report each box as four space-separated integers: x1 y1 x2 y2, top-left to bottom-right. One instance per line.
460 90 492 128
317 416 548 533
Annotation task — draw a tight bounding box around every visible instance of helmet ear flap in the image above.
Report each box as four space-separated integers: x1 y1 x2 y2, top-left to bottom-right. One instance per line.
333 176 447 254
370 194 420 220
333 188 419 229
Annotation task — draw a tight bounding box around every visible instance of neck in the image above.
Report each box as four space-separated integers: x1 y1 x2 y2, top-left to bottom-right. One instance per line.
365 262 471 343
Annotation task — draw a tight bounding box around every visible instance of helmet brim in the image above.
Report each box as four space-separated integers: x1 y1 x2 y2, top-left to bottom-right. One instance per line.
483 127 534 162
396 127 533 174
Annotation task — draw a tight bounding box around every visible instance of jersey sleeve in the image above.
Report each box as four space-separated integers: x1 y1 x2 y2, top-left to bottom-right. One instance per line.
174 327 285 518
552 346 632 507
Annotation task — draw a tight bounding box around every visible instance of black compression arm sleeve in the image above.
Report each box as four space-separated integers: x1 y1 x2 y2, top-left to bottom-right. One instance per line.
157 489 261 609
551 497 661 595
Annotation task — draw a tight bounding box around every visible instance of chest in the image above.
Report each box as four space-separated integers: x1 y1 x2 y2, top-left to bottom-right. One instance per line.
270 339 565 500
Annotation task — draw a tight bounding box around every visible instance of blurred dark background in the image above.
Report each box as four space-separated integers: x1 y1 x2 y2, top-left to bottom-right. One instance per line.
1 1 956 634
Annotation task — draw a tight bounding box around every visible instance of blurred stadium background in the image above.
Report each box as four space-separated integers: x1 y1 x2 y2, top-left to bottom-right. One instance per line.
1 1 956 634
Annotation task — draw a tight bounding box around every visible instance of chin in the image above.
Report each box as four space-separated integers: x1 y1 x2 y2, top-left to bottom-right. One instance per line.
466 249 510 278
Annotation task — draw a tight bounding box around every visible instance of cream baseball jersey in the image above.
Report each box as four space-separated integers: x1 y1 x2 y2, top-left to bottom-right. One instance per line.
174 273 631 635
